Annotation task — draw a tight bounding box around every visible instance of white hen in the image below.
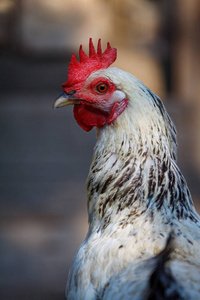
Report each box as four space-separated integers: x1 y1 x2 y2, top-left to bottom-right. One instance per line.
54 39 200 300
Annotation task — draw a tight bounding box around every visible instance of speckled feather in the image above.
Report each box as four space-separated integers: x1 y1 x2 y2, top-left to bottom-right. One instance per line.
65 68 200 299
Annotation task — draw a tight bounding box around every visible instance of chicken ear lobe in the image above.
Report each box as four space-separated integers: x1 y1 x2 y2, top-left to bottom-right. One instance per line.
107 99 128 125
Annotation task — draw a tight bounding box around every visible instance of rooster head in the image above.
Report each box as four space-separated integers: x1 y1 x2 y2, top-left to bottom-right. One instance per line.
53 39 128 131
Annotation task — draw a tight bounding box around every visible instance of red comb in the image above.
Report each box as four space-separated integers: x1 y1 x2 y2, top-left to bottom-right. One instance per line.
62 38 117 88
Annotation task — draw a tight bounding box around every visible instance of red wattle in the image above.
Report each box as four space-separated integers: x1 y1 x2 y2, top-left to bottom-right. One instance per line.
73 103 108 132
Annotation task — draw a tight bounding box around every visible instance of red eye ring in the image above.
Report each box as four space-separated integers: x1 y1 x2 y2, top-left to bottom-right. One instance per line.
95 82 108 94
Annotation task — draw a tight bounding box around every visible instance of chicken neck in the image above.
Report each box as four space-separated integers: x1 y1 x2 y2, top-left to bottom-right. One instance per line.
86 116 198 235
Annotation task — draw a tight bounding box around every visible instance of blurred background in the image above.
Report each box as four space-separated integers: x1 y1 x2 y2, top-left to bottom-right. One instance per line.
0 0 200 299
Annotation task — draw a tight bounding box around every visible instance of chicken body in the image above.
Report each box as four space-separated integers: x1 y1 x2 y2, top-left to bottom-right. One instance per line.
64 68 200 299
54 42 200 299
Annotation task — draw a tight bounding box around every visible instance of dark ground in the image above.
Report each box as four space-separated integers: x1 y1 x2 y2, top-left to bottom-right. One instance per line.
0 51 199 299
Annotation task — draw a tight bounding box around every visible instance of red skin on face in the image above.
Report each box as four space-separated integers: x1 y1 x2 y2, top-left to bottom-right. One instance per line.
63 77 127 131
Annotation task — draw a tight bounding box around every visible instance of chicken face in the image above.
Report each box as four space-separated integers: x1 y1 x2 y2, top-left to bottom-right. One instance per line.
54 74 127 131
53 39 128 131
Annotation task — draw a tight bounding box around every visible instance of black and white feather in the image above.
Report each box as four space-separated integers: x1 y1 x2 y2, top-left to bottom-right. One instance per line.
65 68 200 299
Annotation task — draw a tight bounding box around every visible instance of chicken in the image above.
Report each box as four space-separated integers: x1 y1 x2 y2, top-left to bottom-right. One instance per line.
53 39 200 299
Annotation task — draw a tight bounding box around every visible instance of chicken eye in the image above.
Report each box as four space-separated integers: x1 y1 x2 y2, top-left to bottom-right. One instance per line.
96 83 108 93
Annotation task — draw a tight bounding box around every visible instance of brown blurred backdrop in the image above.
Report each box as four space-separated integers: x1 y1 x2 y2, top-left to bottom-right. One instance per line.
0 0 200 299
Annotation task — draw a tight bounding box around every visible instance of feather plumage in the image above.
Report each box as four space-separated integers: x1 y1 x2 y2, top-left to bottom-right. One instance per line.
54 40 200 300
